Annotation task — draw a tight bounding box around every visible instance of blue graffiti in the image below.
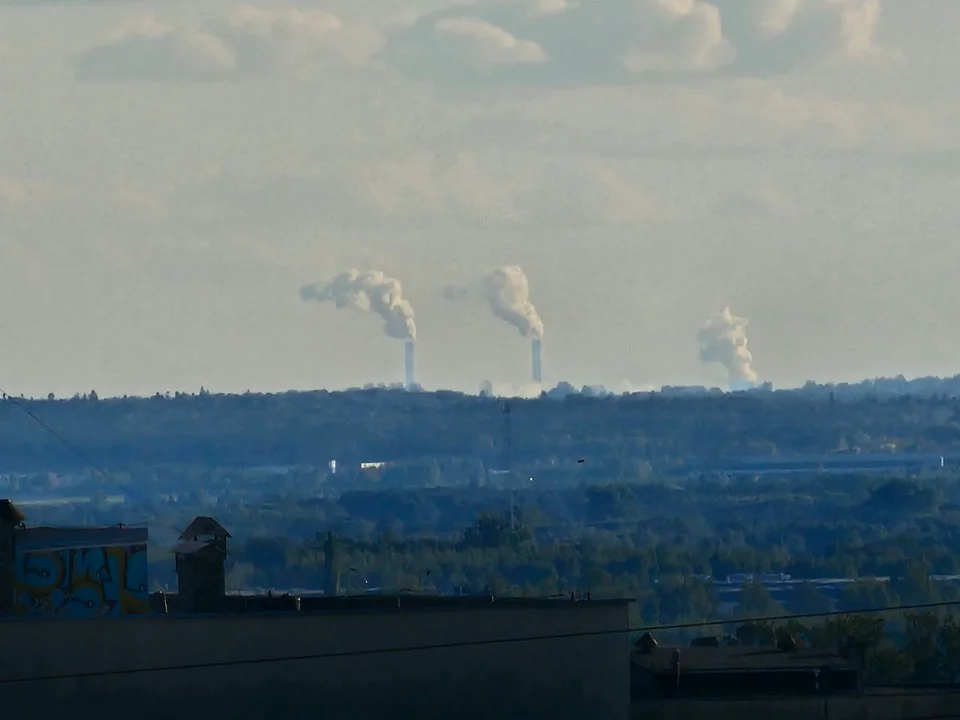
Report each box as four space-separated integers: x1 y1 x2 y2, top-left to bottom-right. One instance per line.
14 545 149 616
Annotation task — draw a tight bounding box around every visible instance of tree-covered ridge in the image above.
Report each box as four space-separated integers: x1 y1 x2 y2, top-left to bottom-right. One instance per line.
8 387 960 685
4 389 960 472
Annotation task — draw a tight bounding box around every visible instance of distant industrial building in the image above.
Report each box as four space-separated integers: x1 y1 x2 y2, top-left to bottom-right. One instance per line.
682 451 951 477
1 500 633 720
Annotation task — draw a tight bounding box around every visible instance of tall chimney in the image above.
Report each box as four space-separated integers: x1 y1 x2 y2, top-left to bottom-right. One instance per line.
531 339 542 385
404 340 415 389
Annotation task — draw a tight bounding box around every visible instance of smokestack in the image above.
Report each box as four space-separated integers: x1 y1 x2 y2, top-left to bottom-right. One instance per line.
531 339 542 385
404 340 415 389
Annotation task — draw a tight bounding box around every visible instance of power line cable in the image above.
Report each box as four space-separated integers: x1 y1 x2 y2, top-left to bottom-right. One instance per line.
636 598 960 633
3 598 960 685
3 398 960 687
1 389 145 504
0 389 182 534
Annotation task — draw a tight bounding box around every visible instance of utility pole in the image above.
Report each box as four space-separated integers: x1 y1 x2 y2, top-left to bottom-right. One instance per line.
501 401 512 475
502 401 514 531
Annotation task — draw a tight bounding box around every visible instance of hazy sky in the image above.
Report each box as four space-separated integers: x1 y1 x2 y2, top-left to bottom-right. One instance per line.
1 0 958 397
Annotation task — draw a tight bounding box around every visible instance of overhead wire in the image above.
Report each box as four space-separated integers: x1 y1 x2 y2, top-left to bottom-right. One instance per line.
0 389 183 535
3 598 960 685
3 391 960 695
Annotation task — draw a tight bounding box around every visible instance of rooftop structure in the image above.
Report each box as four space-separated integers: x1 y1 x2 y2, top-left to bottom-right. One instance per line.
631 640 858 700
153 589 625 616
178 516 231 540
0 499 148 617
4 523 634 720
173 515 230 613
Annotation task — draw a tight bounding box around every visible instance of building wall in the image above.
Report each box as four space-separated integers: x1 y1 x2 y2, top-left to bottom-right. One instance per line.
12 527 148 617
0 602 630 720
633 692 958 720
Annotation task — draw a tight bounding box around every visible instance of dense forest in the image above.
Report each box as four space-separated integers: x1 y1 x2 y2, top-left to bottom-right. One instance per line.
4 387 960 472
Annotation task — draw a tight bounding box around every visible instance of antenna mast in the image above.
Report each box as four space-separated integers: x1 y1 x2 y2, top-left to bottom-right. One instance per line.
501 401 512 474
502 400 514 531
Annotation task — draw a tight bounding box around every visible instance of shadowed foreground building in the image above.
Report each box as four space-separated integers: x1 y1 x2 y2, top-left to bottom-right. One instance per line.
630 637 957 720
0 507 633 720
172 516 230 613
0 499 148 617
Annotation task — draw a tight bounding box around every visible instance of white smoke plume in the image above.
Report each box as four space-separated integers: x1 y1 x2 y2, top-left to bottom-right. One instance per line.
482 265 544 339
300 269 416 340
443 265 544 338
698 306 758 390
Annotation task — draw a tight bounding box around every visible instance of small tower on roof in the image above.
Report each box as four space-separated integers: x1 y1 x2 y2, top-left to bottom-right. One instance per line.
174 516 231 613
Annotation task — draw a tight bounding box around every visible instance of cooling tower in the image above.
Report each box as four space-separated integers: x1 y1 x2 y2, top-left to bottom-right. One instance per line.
404 340 415 389
531 339 542 385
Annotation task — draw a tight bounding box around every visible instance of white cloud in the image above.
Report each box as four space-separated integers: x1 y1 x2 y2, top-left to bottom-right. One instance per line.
72 6 382 82
0 0 121 4
432 17 547 70
0 175 46 208
165 150 665 233
714 0 891 68
713 183 797 219
385 0 890 85
2 0 959 396
622 0 734 76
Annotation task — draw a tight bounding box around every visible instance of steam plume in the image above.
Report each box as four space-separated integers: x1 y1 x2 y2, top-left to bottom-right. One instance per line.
300 269 416 340
481 265 544 339
698 306 758 390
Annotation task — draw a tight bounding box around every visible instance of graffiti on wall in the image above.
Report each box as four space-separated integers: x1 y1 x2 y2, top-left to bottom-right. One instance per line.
13 544 149 617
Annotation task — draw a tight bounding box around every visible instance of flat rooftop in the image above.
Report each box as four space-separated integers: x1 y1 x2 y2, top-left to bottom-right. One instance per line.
14 525 148 552
149 592 634 618
632 646 853 673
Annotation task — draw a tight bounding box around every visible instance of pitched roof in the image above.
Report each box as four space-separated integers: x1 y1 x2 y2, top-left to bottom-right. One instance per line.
179 516 231 540
171 540 213 555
